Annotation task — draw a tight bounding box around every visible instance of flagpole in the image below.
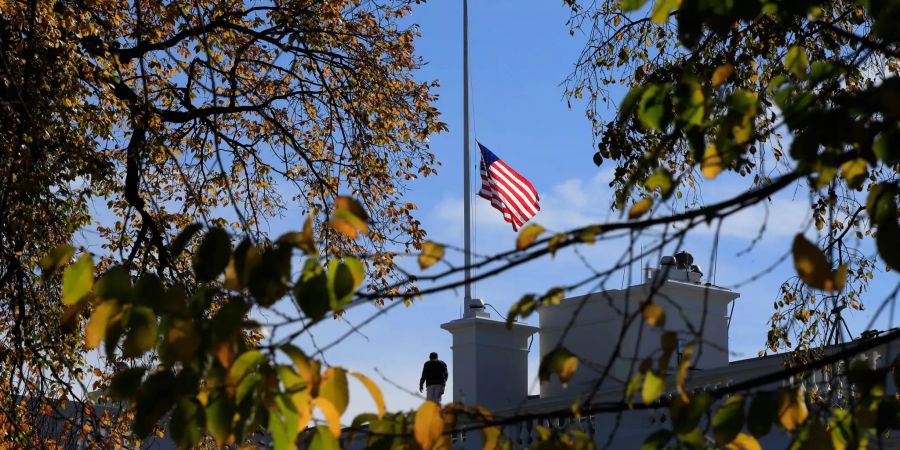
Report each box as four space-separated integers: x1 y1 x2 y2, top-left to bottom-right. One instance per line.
462 0 473 310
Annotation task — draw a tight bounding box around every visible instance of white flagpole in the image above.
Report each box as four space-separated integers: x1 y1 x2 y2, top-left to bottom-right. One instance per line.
462 0 473 310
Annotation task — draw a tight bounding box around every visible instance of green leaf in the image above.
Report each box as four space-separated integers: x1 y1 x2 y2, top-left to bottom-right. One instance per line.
294 259 330 321
248 245 292 306
840 158 868 189
309 425 340 450
645 169 675 199
712 394 745 444
192 227 232 282
785 46 809 79
171 223 203 258
621 0 650 13
866 182 898 227
674 76 705 126
171 398 204 449
418 241 445 269
205 389 235 443
620 85 648 120
650 0 678 23
95 265 132 301
134 273 164 308
327 257 364 309
671 392 710 434
641 429 673 450
108 366 146 401
539 347 579 383
230 350 264 386
507 294 538 329
642 370 665 403
39 244 74 280
747 391 777 437
62 254 93 305
319 367 350 415
625 372 644 405
122 306 157 358
236 373 262 404
638 84 669 131
269 394 300 450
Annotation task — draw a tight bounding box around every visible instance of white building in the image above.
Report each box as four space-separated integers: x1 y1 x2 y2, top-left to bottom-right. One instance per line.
440 252 899 449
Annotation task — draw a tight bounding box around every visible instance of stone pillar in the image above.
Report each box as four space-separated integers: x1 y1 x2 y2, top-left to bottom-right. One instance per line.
440 313 538 411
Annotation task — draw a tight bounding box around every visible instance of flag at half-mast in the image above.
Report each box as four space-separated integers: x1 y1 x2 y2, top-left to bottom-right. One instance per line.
477 142 540 231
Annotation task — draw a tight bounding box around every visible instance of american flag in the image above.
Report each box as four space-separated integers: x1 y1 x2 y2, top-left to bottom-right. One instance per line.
477 142 540 231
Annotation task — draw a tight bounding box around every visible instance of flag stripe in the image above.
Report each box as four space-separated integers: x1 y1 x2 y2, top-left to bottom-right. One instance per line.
477 143 540 231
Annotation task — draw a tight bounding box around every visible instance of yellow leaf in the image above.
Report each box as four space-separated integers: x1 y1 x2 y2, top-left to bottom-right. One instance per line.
539 348 579 383
85 300 119 349
702 143 723 179
414 401 444 450
840 158 868 189
712 63 734 87
418 241 445 270
482 425 501 450
642 370 665 403
792 234 832 291
642 303 666 327
726 433 762 450
319 367 349 415
548 233 567 256
351 372 385 418
776 386 808 431
629 197 653 219
516 223 545 250
312 397 342 437
832 263 849 292
676 344 694 401
329 197 369 239
650 0 678 23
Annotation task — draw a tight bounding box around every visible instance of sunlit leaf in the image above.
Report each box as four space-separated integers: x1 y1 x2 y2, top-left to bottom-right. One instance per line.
205 388 234 443
777 386 809 431
629 197 653 219
642 303 665 327
650 0 677 23
539 347 579 384
309 425 340 450
712 64 734 87
351 372 385 418
62 254 93 305
625 372 644 405
414 400 444 450
516 224 545 250
418 241 445 269
726 433 762 450
319 367 350 415
230 350 264 386
621 0 649 12
785 45 809 79
701 143 723 179
713 394 745 444
312 397 342 437
276 215 317 254
328 257 364 309
840 158 868 189
85 300 119 349
330 196 369 239
641 370 664 404
548 233 567 256
268 394 298 450
676 344 694 401
645 169 675 199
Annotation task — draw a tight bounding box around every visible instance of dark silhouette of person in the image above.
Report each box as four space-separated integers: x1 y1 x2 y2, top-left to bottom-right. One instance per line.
419 352 448 403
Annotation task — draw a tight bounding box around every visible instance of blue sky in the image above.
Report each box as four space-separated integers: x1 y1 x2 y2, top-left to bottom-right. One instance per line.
275 0 898 420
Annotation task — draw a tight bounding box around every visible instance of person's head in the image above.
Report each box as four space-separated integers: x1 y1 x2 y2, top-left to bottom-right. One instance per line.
429 352 438 360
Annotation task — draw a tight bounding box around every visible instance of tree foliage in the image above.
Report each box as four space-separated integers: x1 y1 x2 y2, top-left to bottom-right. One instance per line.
1 0 442 446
